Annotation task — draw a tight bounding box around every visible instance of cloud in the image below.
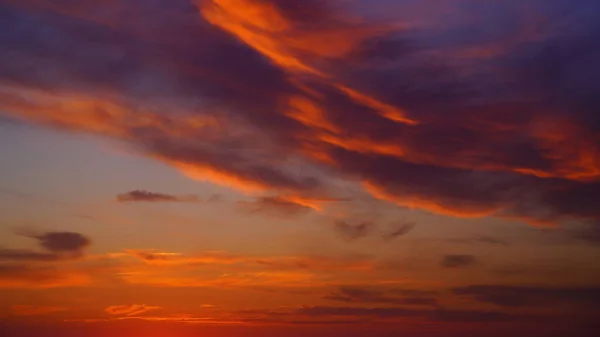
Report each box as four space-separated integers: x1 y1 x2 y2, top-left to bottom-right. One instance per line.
33 232 91 254
105 304 161 316
440 255 477 268
333 221 375 241
116 190 201 203
295 306 521 323
0 0 598 229
10 305 70 316
324 286 438 306
109 249 374 288
381 222 415 240
0 231 91 262
238 196 315 217
116 249 374 271
452 285 600 308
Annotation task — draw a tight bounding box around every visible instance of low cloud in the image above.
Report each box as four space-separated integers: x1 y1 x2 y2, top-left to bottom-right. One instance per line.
116 190 201 203
1 231 90 262
295 306 521 323
324 286 438 307
452 285 600 308
238 196 315 217
440 254 477 268
105 304 161 316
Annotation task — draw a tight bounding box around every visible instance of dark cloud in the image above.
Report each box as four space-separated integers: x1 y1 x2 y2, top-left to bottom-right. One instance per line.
381 222 415 240
0 0 598 230
34 232 90 254
296 306 522 323
324 286 438 307
116 190 200 203
333 221 375 241
0 231 90 262
453 285 600 308
440 254 477 268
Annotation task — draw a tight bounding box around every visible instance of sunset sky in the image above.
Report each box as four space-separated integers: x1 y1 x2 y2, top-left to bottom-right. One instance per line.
0 0 599 336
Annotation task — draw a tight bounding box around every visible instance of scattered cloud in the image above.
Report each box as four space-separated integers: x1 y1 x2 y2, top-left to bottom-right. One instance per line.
324 286 438 306
116 190 201 203
440 255 477 268
105 304 161 316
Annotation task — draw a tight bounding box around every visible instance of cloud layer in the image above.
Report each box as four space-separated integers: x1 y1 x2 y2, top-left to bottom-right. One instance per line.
0 0 598 234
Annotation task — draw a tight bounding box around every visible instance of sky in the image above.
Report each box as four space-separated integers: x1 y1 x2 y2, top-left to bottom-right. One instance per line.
0 0 599 336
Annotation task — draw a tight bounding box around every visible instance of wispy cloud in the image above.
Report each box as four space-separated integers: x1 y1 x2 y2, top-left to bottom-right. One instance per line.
116 190 201 203
105 304 161 316
324 286 438 307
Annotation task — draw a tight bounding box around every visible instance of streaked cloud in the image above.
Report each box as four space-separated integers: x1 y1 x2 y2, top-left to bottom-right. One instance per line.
324 286 438 306
453 285 600 308
116 190 201 203
105 304 161 316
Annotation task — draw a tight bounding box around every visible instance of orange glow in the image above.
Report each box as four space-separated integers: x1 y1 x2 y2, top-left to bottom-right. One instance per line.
363 181 501 218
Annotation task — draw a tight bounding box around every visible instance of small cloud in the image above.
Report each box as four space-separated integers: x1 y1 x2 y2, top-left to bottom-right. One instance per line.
238 196 314 217
105 304 161 316
0 231 91 262
116 190 200 203
382 222 415 240
334 221 375 241
324 286 438 307
440 254 476 268
10 305 70 316
33 232 90 254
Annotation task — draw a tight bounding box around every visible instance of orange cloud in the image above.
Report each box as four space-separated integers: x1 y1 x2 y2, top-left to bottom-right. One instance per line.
115 249 374 272
1 0 599 230
105 304 161 316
